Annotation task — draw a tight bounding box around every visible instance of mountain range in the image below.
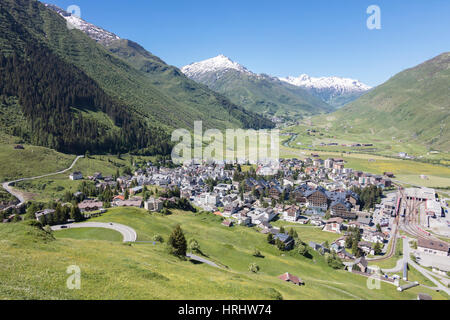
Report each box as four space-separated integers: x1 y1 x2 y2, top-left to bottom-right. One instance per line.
181 55 334 119
181 55 371 115
279 74 371 108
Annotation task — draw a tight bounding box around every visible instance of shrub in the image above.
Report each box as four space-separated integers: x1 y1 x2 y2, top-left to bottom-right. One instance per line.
249 263 260 273
253 248 263 258
188 239 200 253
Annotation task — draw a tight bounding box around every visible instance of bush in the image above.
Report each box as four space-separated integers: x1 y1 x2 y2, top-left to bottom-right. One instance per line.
43 225 53 234
325 252 344 269
297 244 308 257
253 248 263 258
249 263 260 273
153 234 163 243
23 219 43 229
188 239 200 253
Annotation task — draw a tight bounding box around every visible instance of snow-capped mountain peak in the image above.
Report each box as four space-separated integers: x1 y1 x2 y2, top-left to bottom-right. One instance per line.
181 55 253 78
279 74 371 93
45 4 120 45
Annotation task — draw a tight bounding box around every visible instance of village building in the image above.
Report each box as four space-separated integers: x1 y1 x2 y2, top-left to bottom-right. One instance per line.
278 272 304 286
69 171 83 181
417 239 449 257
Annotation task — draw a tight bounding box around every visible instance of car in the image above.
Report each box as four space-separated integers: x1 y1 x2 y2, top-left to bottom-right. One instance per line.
109 223 113 226
61 226 68 229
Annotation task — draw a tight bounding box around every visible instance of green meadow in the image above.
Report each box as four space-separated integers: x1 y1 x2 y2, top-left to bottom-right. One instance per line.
1 207 447 300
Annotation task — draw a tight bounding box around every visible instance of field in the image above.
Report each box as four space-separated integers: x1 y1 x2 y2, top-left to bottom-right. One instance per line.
0 143 75 183
1 207 447 300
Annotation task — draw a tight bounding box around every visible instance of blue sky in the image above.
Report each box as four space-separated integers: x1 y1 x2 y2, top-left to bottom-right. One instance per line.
44 0 449 86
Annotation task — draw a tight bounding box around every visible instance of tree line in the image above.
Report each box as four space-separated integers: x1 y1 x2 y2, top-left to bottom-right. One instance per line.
0 40 171 156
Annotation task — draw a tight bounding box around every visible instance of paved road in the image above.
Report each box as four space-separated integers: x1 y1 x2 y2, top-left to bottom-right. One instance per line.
2 155 84 205
187 253 222 269
380 237 409 273
52 222 137 243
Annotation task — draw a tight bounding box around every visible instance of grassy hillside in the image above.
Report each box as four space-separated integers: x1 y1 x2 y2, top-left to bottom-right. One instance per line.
317 52 450 152
0 208 447 300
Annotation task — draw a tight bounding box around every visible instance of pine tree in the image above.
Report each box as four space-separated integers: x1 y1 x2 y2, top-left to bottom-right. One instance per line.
267 233 274 244
168 225 187 257
70 206 83 222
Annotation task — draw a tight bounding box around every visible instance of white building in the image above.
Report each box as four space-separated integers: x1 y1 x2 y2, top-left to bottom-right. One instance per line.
417 239 449 257
69 171 83 181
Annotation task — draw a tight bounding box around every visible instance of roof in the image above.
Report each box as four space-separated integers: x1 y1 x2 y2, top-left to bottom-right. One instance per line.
278 272 303 285
354 256 368 268
221 220 232 227
417 293 432 300
326 217 344 224
418 238 449 253
274 233 293 243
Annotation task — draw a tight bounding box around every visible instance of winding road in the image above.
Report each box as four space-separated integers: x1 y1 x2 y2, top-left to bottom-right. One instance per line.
51 222 137 243
2 155 84 205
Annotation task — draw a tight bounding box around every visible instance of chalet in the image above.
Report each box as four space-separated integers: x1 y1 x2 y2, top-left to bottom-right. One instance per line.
337 250 355 261
417 238 449 257
236 213 251 226
116 199 142 208
223 203 239 217
278 273 304 286
269 184 283 199
129 186 143 195
324 159 334 169
309 241 330 254
93 172 103 180
78 200 103 212
274 233 295 250
291 185 308 203
305 188 328 210
352 256 368 273
323 217 343 233
283 205 300 222
69 171 83 181
221 220 233 227
144 198 163 212
330 201 355 219
358 241 374 255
